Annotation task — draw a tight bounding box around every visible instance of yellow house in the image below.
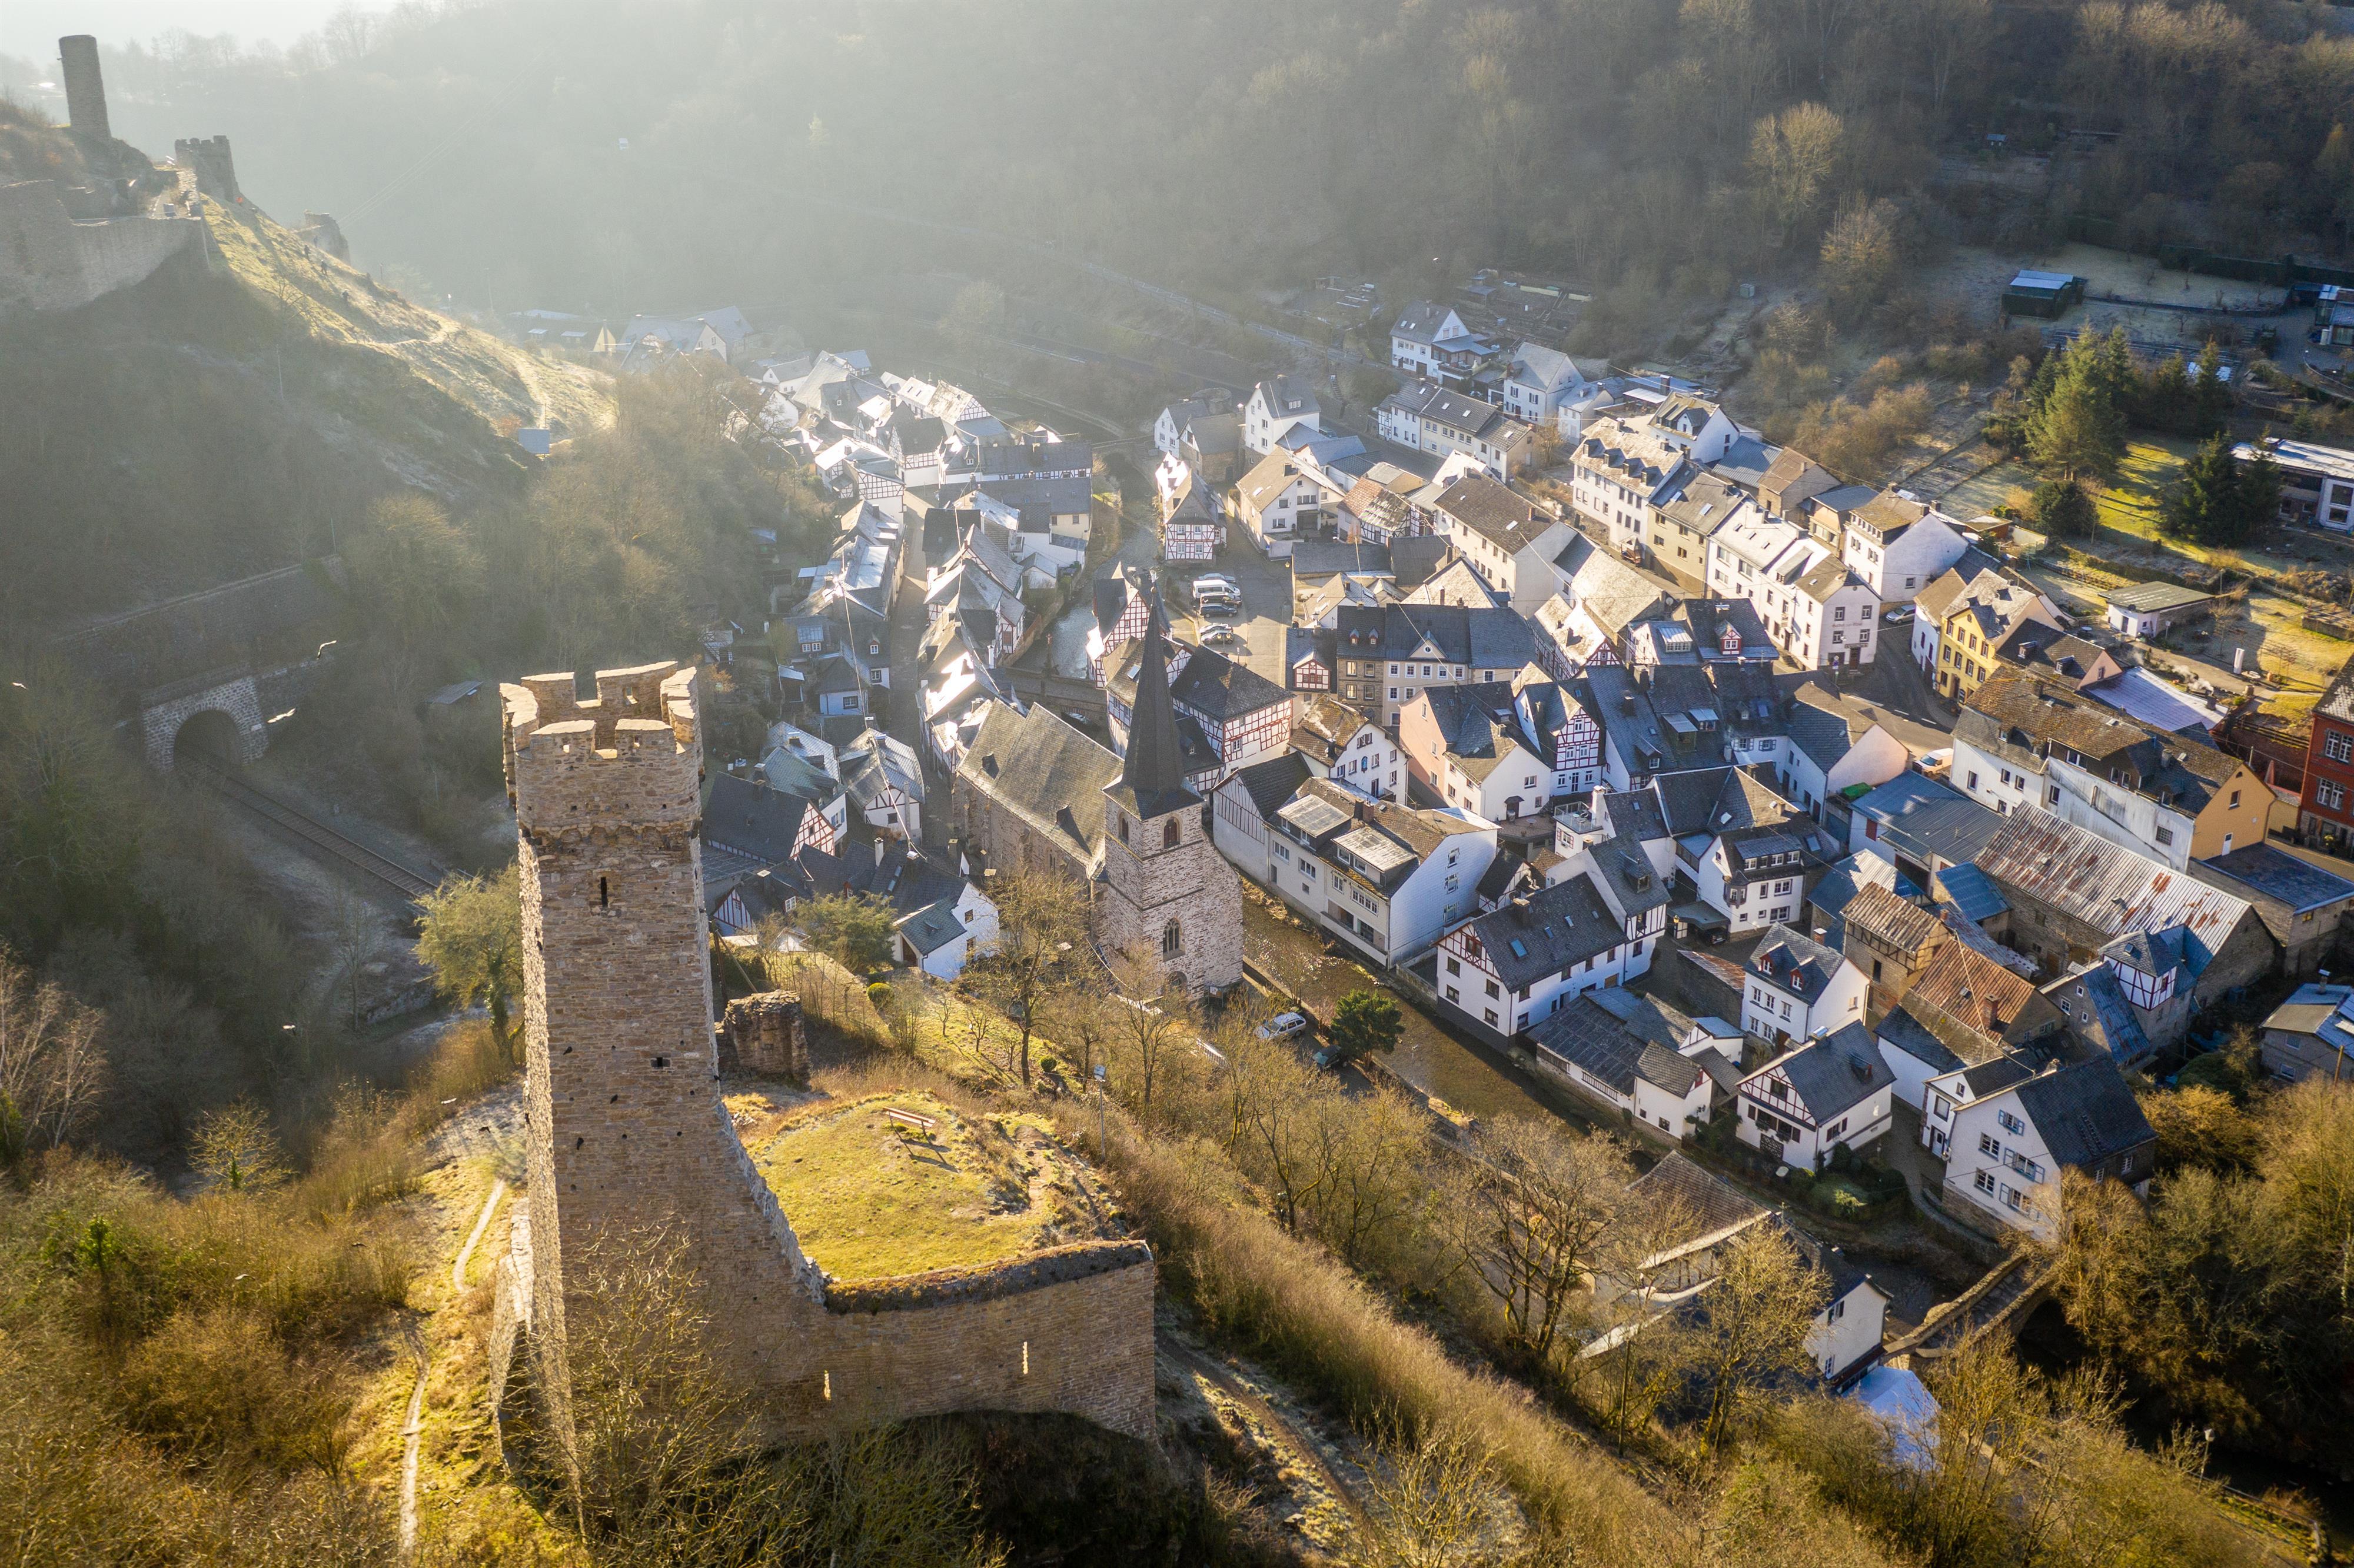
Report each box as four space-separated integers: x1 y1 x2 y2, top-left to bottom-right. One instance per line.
1922 562 2063 700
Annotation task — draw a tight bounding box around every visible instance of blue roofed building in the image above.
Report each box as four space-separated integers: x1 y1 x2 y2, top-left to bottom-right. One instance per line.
1848 774 2003 890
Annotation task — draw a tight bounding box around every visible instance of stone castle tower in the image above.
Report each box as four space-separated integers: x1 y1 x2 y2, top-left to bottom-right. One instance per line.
494 660 1154 1456
1096 603 1243 994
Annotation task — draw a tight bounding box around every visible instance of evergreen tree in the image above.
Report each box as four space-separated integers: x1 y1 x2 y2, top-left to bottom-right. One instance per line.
2137 352 2192 435
2162 434 2246 543
2237 443 2283 540
2031 477 2098 540
2029 337 2128 482
2192 339 2235 435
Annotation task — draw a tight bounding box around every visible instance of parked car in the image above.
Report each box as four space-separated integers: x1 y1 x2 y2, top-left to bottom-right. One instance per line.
1201 624 1241 646
1311 1045 1346 1071
1256 1011 1309 1041
1191 574 1239 602
1882 604 1916 625
1199 598 1242 619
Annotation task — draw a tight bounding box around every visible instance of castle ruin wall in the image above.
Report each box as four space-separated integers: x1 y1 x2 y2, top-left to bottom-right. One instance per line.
500 662 1155 1458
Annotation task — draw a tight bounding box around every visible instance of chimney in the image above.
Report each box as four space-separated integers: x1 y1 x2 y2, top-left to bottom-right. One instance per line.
874 839 886 870
1511 897 1533 924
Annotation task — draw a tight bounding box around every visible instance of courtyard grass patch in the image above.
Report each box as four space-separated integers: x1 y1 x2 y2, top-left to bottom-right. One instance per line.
746 1090 1083 1281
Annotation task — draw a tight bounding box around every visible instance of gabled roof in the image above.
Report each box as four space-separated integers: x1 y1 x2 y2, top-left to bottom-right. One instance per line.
1851 775 2002 868
2001 1058 2156 1169
1751 924 1851 1006
1876 1004 1964 1076
1222 753 1316 820
1909 937 2055 1046
1331 604 1538 669
1530 996 1710 1097
1975 806 2260 957
1749 1022 1893 1122
1434 474 1550 552
955 700 1121 867
1291 694 1376 763
1841 882 1943 954
1462 874 1623 990
1632 1151 1769 1242
1165 642 1291 722
1420 684 1536 775
705 772 830 863
2047 965 2157 1067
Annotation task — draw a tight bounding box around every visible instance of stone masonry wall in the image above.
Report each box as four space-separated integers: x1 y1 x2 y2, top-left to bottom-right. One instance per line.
140 673 265 770
0 180 207 317
503 662 1155 1456
1096 800 1243 994
719 992 807 1081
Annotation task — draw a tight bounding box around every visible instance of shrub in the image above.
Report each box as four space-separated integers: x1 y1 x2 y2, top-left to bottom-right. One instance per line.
117 1307 354 1475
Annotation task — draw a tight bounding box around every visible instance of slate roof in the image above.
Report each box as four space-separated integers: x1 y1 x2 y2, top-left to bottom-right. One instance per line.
1584 830 1673 920
2046 966 2156 1067
1291 694 1374 764
1421 684 1536 778
1291 540 1395 580
1975 806 2258 958
704 772 829 863
1166 643 1291 721
1332 604 1539 669
2196 844 2354 914
1750 1022 1894 1122
1751 924 1850 1005
1852 775 2003 870
1389 534 1457 590
1464 874 1624 990
1601 784 1668 843
1435 474 1550 551
1876 1004 1964 1076
1628 1153 1771 1250
2006 1058 2156 1169
1225 754 1315 820
956 700 1122 867
1530 996 1710 1097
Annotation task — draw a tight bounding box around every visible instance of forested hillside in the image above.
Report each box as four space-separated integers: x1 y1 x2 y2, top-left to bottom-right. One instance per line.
36 0 2354 324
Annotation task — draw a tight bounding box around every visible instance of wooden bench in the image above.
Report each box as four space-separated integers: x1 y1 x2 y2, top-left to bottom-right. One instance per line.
883 1107 938 1133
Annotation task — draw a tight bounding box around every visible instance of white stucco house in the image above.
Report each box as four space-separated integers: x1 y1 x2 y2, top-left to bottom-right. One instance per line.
1244 375 1324 456
1841 492 1970 605
1936 1057 2156 1243
1736 1021 1897 1168
1740 925 1869 1048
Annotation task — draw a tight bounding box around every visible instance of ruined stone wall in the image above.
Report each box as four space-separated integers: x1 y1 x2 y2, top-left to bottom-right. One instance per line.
719 992 807 1081
174 137 241 202
503 661 1155 1457
0 179 207 317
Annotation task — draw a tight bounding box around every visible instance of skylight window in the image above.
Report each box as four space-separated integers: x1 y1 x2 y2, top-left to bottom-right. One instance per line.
1509 938 1528 958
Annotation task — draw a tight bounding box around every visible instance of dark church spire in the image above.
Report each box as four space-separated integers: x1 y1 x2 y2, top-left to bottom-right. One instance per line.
1113 592 1198 820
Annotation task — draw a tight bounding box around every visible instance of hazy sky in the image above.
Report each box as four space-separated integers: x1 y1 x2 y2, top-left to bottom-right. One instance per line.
0 1 367 65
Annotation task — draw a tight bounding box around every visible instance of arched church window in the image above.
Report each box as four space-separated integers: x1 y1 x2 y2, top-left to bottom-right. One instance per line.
1162 817 1181 848
1162 920 1182 957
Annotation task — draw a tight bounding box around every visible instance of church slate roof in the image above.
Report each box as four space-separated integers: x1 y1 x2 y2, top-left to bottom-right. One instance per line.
1109 600 1199 820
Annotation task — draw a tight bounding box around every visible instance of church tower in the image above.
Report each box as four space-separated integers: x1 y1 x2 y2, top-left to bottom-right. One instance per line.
1098 601 1244 993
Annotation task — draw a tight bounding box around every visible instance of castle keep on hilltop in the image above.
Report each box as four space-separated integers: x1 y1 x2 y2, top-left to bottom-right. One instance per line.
487 661 1154 1459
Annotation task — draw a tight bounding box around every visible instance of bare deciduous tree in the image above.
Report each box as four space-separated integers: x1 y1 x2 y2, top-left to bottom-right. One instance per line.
1690 1225 1829 1453
965 869 1087 1086
1445 1116 1634 1364
0 950 107 1157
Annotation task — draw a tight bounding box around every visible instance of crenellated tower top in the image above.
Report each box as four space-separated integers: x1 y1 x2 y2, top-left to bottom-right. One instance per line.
501 661 701 834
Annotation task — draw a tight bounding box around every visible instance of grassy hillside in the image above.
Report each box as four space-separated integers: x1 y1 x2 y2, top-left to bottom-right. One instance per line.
0 109 614 627
203 200 612 443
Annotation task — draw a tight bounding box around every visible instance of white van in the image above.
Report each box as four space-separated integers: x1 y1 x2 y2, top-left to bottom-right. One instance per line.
1191 572 1239 601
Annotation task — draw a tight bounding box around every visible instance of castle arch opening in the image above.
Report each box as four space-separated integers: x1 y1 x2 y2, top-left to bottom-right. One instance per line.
172 708 241 771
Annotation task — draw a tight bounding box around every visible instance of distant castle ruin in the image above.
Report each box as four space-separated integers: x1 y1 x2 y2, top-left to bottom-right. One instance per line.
487 661 1155 1464
0 37 218 317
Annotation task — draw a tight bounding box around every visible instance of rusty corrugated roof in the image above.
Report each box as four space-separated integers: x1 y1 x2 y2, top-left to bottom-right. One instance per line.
1976 807 2256 950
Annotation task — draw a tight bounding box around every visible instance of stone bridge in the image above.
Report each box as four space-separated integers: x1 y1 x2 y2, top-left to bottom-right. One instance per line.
1884 1251 2056 1368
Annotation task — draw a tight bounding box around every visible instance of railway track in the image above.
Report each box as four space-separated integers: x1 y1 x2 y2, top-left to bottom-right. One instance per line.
188 763 443 904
